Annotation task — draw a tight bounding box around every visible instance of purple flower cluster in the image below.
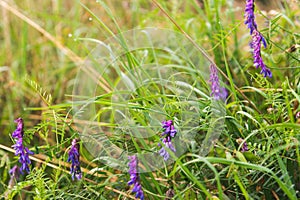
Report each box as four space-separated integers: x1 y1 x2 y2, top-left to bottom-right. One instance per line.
241 141 249 152
128 155 144 200
158 120 177 161
237 138 249 152
244 0 272 77
244 0 257 35
209 64 227 101
11 118 34 174
251 30 272 77
67 139 82 180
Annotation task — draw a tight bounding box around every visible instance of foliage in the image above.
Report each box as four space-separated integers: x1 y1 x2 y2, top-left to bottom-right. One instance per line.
0 0 299 199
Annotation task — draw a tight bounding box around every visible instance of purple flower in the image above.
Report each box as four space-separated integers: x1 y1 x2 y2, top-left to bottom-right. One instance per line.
236 138 249 152
158 120 177 161
12 118 24 138
11 118 34 174
9 165 19 177
244 0 272 77
209 64 227 101
241 141 249 152
244 0 257 35
251 30 272 77
128 155 144 200
165 188 175 200
67 139 82 180
296 111 300 119
8 165 19 188
162 120 177 137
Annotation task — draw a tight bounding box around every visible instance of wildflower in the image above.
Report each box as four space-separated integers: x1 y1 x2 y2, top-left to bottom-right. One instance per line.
237 138 249 152
296 111 300 119
8 165 19 187
241 141 249 152
158 120 177 161
244 0 257 35
209 64 227 101
11 118 34 174
251 30 272 77
9 165 19 178
128 155 144 200
165 188 175 200
67 139 82 180
244 0 272 77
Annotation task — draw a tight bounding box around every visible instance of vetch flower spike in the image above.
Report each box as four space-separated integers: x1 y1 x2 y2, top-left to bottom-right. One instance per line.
11 118 34 174
128 155 144 200
158 120 177 161
67 138 82 180
251 30 272 77
8 165 19 188
209 64 227 101
244 0 257 35
244 0 272 77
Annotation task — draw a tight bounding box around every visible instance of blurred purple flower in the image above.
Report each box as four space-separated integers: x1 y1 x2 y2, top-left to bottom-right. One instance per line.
12 118 24 138
9 165 19 178
67 139 82 180
241 141 249 152
165 188 175 200
244 0 272 77
8 165 19 187
296 111 300 119
237 138 249 152
162 120 177 137
209 64 227 101
11 118 34 174
158 120 177 161
128 155 144 200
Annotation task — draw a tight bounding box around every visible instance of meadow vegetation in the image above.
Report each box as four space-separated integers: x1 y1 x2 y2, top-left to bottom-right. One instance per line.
0 0 300 199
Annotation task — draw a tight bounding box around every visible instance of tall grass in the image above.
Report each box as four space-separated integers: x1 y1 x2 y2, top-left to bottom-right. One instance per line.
0 0 299 199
